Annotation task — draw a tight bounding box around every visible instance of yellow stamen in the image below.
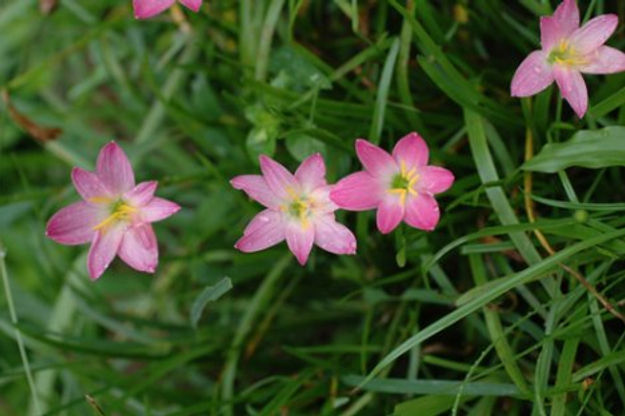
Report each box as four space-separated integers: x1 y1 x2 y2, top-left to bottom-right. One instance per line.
550 39 588 67
92 202 136 231
389 160 420 205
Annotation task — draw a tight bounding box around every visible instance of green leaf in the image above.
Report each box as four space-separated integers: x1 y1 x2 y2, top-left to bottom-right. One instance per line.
190 277 233 328
523 127 625 173
342 375 521 396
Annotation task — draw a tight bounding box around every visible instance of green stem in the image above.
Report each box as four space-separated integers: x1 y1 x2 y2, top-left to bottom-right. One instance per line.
0 240 41 415
135 33 200 144
254 0 286 81
221 255 291 416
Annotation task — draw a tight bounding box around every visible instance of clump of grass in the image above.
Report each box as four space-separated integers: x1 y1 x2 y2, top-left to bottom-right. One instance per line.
2 1 625 415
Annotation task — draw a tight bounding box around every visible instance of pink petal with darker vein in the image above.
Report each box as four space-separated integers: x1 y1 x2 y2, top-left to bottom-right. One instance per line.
392 132 429 170
510 51 554 97
96 142 135 195
540 0 579 50
46 201 107 245
294 153 327 192
376 194 404 234
314 215 357 255
285 222 315 265
235 210 285 252
231 175 280 209
568 14 618 55
404 194 440 231
330 171 381 211
579 46 625 74
418 166 455 195
124 181 158 207
554 66 588 118
141 197 181 223
72 167 111 201
87 224 126 280
118 224 158 273
355 139 397 178
259 155 299 200
133 0 175 19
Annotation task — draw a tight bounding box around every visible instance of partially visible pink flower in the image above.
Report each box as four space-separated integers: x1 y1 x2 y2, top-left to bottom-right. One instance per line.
231 154 357 265
133 0 202 19
511 0 625 117
330 133 454 234
46 142 180 280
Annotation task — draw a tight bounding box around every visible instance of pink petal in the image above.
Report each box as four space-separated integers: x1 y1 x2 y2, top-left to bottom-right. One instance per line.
71 168 111 201
568 14 618 55
87 224 126 280
178 0 201 12
133 0 175 19
96 142 135 195
578 46 625 74
510 51 554 97
392 132 429 170
553 66 588 118
355 139 397 178
330 171 382 211
124 181 157 207
285 222 315 265
540 0 580 50
141 197 181 223
294 153 327 192
46 202 108 245
418 166 455 195
235 210 285 253
376 194 405 234
313 214 357 255
118 224 158 274
309 185 338 214
259 155 299 200
404 194 441 231
231 175 280 209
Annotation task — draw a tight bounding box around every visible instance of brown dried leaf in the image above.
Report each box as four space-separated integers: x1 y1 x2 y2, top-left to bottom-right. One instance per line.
2 90 62 142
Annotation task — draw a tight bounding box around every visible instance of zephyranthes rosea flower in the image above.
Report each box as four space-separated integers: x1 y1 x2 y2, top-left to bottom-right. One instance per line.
511 0 625 117
231 154 357 265
133 0 202 19
46 142 180 280
330 133 454 234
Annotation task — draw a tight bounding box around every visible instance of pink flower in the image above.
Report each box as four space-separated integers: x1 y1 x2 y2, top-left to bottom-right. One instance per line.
510 0 625 117
46 142 180 280
330 133 454 234
231 154 357 265
133 0 202 19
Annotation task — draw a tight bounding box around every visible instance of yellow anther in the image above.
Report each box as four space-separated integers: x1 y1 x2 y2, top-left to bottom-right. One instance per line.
92 202 136 231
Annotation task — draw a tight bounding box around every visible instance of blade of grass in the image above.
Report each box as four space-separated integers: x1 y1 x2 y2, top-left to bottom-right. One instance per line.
0 240 40 415
360 228 625 387
369 37 400 144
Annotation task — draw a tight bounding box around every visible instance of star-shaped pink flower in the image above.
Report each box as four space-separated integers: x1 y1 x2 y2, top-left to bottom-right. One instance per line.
231 154 357 265
511 0 625 117
330 133 454 234
46 142 180 280
133 0 202 19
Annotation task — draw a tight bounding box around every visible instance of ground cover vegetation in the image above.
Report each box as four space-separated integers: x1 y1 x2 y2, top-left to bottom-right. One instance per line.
3 0 625 415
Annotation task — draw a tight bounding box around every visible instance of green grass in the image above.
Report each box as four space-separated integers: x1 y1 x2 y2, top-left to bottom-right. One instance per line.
3 0 625 415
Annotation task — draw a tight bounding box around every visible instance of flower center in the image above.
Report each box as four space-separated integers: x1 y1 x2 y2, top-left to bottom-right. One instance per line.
548 40 586 67
93 200 136 231
388 161 419 206
282 187 312 228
